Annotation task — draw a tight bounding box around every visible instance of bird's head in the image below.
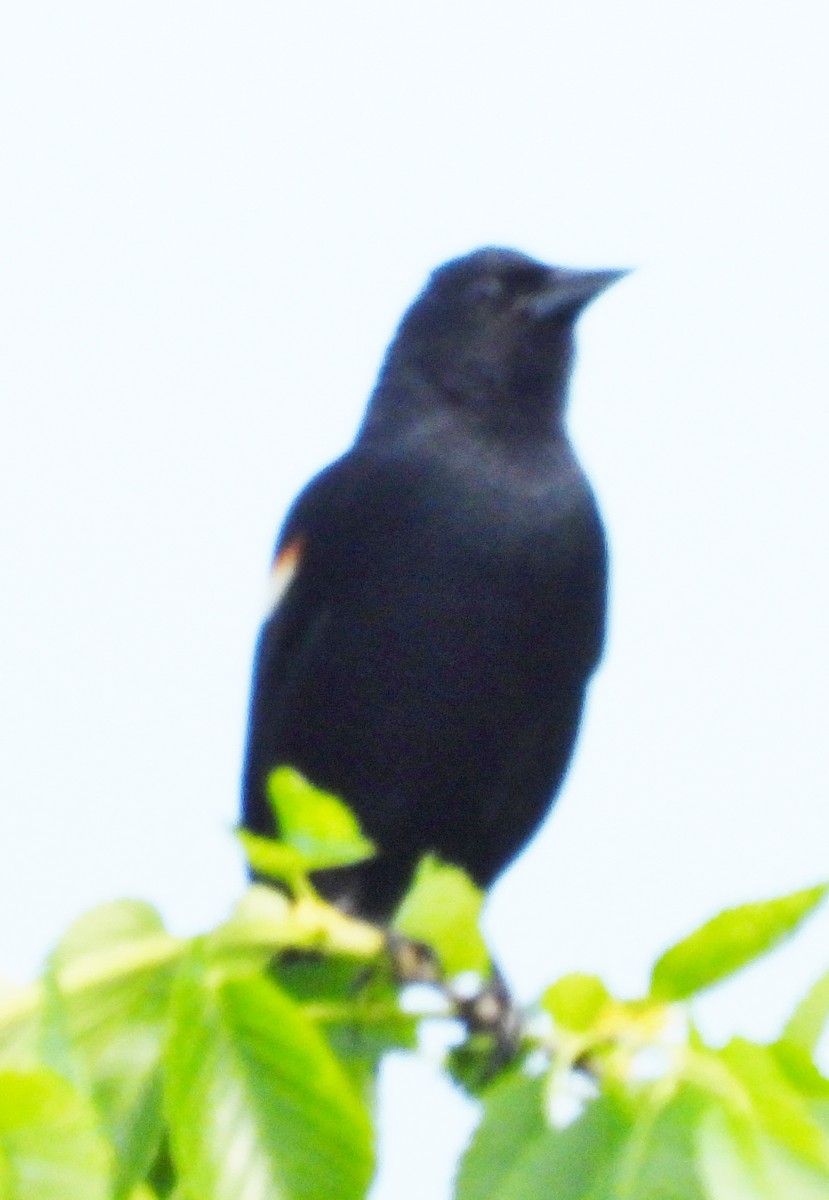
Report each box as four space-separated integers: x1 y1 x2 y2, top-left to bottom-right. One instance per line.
371 247 627 441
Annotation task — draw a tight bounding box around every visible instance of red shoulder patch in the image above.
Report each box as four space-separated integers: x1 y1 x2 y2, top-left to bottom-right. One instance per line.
267 536 305 615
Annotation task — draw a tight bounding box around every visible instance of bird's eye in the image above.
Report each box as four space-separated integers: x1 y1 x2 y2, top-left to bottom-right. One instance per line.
467 276 506 304
505 265 549 292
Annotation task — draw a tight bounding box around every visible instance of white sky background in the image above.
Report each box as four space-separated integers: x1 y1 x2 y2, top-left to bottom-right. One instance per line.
1 4 828 1196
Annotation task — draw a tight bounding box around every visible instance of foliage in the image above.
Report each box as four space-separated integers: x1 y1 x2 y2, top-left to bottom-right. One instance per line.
1 769 827 1199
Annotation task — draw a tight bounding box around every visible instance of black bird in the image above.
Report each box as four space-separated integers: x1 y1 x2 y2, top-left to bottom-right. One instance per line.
243 247 625 922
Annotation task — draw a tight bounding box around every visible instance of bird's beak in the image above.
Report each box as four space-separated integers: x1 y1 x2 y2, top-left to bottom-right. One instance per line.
530 267 631 320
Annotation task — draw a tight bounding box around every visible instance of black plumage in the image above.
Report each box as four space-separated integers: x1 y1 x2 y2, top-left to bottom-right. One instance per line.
242 247 625 921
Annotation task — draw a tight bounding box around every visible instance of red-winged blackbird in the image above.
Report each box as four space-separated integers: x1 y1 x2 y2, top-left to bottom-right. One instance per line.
242 248 626 922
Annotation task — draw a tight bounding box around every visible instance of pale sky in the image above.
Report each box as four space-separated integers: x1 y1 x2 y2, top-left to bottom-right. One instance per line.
2 5 828 1197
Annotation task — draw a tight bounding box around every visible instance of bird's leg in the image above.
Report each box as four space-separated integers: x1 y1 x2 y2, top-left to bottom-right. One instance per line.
450 963 522 1070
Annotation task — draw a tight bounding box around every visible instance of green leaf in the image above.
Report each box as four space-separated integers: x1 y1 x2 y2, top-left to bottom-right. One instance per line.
208 885 383 964
650 885 828 1001
784 970 829 1057
318 1005 416 1112
772 1042 829 1108
456 1072 548 1200
0 902 179 1198
204 885 294 972
165 950 374 1200
612 1087 708 1200
697 1105 829 1200
0 1068 113 1200
266 767 376 872
37 967 87 1093
392 855 489 977
760 1145 829 1200
696 1105 770 1200
51 901 167 968
236 830 310 890
47 902 178 1200
461 1081 678 1200
717 1039 829 1171
274 954 416 1108
483 1093 631 1200
542 974 611 1034
0 986 45 1070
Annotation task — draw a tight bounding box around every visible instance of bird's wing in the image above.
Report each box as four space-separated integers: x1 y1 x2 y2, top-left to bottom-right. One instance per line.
240 452 381 838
